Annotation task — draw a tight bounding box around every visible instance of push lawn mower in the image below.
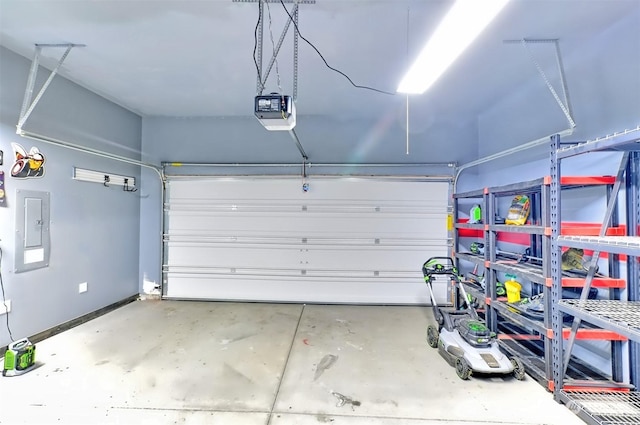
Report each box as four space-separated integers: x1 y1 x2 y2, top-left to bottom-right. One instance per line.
422 257 525 381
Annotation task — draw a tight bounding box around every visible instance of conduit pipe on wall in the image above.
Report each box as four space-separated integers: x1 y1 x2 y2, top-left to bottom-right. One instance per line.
19 130 163 179
455 37 579 189
163 162 456 169
453 128 574 192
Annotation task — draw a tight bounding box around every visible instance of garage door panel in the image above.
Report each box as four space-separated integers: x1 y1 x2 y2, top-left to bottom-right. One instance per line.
168 179 449 201
166 245 304 269
166 244 447 271
302 246 446 268
167 212 448 233
163 177 451 304
164 276 449 305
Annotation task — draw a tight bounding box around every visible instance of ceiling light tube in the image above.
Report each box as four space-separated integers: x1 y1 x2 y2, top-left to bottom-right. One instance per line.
397 0 510 94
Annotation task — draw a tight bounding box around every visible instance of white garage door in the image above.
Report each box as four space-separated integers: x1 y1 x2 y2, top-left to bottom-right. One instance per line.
162 176 451 304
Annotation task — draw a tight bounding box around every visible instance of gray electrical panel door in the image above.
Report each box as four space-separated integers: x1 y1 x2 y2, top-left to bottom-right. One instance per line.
15 190 50 273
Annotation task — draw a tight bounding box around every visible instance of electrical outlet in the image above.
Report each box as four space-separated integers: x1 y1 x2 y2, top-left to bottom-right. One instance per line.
79 282 88 293
0 300 11 315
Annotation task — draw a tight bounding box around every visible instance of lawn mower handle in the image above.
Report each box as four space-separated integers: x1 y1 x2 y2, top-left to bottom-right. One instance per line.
422 257 457 276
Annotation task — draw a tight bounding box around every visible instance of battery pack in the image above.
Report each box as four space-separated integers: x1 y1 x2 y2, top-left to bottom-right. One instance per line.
2 338 36 377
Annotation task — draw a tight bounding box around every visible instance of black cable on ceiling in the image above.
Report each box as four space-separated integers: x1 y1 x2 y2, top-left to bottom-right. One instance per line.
253 0 264 89
278 0 396 96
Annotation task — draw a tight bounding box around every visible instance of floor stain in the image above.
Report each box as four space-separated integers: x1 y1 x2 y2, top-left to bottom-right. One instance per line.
316 414 335 422
223 363 253 384
220 333 256 345
95 360 110 366
314 354 338 381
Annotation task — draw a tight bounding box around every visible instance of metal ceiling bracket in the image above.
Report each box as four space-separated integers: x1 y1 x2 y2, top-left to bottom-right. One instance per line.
233 0 314 3
292 4 299 100
259 3 298 94
505 38 576 129
17 43 85 133
255 1 264 93
244 0 311 97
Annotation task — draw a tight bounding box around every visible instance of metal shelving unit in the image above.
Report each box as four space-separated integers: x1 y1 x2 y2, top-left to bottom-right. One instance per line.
550 127 640 425
454 130 640 424
558 300 640 341
558 235 640 254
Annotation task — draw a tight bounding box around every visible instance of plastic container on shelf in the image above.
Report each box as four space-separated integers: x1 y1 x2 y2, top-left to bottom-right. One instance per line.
504 274 522 303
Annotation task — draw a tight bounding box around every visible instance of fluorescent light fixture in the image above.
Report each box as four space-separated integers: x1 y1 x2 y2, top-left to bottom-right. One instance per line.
397 0 510 94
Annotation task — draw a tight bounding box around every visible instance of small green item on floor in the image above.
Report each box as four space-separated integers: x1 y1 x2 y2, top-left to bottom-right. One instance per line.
2 338 36 377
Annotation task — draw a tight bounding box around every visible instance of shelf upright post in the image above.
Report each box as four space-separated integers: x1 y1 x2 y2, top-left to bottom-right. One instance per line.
486 189 498 332
627 151 640 388
541 180 553 383
453 190 460 269
549 134 564 399
607 175 624 383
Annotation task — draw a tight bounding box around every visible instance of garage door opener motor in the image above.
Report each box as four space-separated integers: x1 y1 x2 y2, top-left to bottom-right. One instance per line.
2 338 36 377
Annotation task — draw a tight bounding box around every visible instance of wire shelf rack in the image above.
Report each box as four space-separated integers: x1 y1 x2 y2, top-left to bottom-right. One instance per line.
558 300 640 342
561 390 640 425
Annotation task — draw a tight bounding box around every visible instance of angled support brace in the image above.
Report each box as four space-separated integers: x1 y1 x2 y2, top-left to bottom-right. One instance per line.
505 38 576 129
17 43 84 133
259 2 299 95
562 152 630 375
246 0 311 95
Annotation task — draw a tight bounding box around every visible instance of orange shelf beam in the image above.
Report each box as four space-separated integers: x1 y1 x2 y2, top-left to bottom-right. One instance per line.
560 277 627 289
549 381 631 392
498 334 541 341
457 219 626 240
559 176 616 185
545 328 628 341
561 223 626 236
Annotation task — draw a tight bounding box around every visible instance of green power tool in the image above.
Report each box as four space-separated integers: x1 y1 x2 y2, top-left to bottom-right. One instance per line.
2 338 36 377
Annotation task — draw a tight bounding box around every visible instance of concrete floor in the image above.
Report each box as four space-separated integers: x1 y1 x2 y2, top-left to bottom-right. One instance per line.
0 300 586 425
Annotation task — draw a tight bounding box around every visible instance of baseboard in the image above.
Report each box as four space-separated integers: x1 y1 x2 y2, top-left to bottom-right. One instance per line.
1 294 139 356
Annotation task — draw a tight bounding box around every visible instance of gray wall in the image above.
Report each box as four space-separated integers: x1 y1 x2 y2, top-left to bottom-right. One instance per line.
455 9 639 376
0 46 142 348
459 7 640 190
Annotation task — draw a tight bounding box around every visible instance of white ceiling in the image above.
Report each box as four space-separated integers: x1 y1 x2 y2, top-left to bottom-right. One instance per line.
0 0 638 163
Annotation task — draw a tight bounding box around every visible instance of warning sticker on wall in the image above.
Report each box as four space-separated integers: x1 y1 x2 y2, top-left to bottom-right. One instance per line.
11 142 45 178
